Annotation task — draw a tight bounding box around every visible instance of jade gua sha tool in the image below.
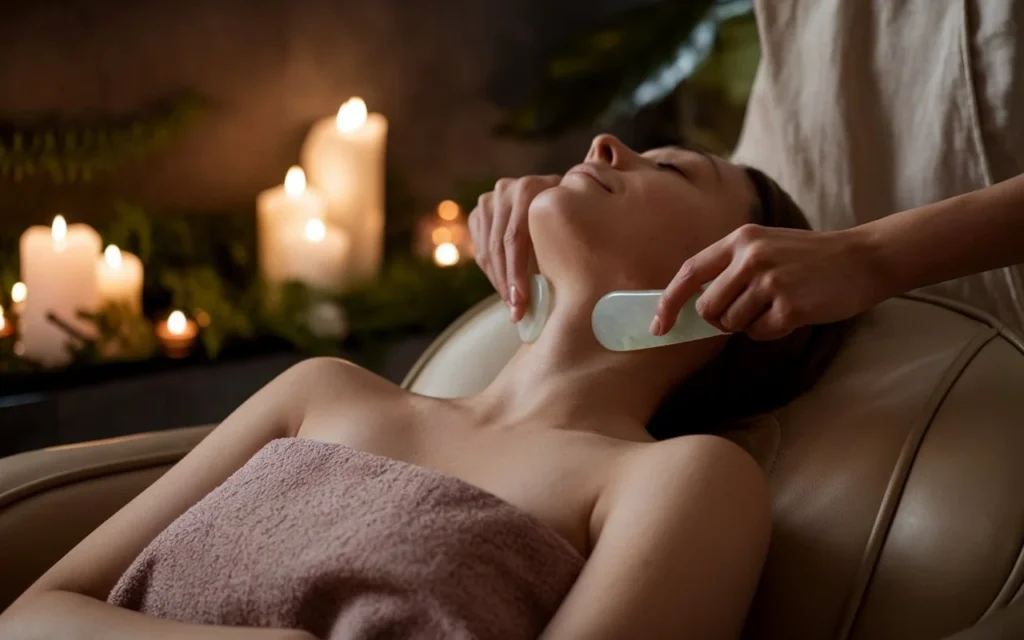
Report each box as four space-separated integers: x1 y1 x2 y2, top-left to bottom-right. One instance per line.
516 275 728 350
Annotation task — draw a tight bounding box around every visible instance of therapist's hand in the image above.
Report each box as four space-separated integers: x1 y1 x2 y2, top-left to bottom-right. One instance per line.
469 174 561 321
652 224 883 341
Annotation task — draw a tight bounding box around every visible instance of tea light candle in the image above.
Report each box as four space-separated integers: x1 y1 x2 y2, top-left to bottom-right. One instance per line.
300 97 388 288
280 218 351 292
0 306 13 340
257 166 328 286
416 200 473 263
19 215 102 366
96 245 144 313
155 310 198 359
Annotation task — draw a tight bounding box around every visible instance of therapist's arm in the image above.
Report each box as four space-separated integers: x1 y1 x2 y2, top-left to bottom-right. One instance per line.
862 172 1024 300
654 173 1024 340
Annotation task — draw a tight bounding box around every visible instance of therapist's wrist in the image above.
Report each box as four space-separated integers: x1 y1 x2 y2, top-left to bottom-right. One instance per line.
838 223 905 306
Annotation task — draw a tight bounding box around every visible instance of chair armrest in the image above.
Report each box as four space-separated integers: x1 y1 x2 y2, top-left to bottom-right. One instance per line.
0 425 213 610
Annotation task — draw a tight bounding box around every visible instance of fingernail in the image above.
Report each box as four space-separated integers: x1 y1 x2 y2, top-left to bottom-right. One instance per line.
511 304 523 323
649 316 663 336
509 285 520 307
510 305 518 322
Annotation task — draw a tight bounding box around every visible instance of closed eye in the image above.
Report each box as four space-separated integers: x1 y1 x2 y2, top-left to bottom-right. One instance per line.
656 161 689 180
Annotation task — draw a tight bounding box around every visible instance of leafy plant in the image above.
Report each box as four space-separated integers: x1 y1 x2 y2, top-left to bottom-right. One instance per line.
70 303 158 363
496 0 755 138
0 93 204 184
161 267 255 359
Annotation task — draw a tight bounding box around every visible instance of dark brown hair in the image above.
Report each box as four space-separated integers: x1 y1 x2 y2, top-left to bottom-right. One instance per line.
646 166 852 439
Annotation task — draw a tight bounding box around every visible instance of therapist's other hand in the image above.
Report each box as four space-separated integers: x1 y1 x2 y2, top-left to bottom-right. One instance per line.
653 224 880 341
469 174 561 321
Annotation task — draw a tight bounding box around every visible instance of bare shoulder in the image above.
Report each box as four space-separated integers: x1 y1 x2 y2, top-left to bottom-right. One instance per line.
282 356 400 397
257 357 404 435
633 434 765 487
594 435 770 540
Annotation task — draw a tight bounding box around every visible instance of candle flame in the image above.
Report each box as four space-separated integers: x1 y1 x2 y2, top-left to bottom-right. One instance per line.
431 227 453 244
104 244 123 268
305 218 327 243
284 166 306 197
0 307 5 332
437 200 460 221
433 242 460 267
167 310 188 336
52 215 68 249
336 97 368 133
11 282 26 304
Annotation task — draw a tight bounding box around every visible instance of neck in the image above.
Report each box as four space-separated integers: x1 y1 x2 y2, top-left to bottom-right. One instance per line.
462 283 722 441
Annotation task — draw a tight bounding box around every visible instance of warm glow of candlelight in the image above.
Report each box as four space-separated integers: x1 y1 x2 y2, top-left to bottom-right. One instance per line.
0 307 6 332
431 227 453 244
284 166 307 197
438 200 460 221
167 310 188 336
104 244 123 268
336 97 368 133
305 218 327 243
52 215 68 250
11 282 27 305
433 242 460 267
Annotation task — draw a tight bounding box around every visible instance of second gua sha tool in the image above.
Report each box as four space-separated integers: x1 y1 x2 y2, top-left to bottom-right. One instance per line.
591 287 727 351
516 274 728 350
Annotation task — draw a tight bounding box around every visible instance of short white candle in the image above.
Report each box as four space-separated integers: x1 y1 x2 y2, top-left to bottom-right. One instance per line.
279 218 351 293
19 215 102 366
257 166 328 286
96 245 144 314
11 282 27 315
300 97 388 289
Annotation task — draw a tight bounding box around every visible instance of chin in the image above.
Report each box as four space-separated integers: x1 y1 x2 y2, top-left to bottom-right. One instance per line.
529 186 598 269
529 184 607 236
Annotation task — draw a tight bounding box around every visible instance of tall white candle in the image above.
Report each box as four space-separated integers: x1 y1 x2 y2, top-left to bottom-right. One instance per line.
257 166 329 286
279 218 351 293
300 97 388 289
96 245 144 313
19 215 102 366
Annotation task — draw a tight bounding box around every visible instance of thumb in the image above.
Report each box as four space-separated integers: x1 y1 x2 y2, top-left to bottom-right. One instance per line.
653 239 732 334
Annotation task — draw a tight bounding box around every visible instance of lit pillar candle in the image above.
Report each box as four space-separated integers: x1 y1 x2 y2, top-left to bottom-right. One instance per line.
96 245 144 313
257 166 328 285
300 97 388 288
19 215 101 366
279 218 351 293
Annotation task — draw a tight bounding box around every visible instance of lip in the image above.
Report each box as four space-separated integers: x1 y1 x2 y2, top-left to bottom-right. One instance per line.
566 164 614 194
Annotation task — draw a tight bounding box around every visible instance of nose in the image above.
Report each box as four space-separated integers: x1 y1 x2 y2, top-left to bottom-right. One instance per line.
587 134 628 167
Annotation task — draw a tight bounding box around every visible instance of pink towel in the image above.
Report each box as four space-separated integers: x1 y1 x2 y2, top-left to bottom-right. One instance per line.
107 437 584 639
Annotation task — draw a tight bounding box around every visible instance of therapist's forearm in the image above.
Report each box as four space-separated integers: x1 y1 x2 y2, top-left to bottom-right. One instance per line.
851 173 1024 299
0 590 313 640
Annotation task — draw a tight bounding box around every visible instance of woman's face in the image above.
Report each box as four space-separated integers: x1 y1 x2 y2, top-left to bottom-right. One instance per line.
529 134 757 293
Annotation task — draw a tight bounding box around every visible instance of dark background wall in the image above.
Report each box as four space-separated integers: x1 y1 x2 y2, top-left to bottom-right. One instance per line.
0 0 649 229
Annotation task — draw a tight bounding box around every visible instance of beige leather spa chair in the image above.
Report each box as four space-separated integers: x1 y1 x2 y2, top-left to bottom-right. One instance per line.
1 294 1023 639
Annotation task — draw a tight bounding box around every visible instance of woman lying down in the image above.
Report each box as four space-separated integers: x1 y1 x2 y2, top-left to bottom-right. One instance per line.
0 135 846 640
